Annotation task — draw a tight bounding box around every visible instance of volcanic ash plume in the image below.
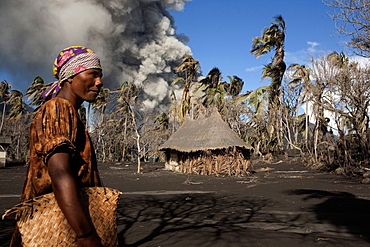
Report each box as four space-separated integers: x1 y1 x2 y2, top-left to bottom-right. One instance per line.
0 0 192 110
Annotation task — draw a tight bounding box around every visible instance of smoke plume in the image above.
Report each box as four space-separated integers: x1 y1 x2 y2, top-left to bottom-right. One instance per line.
0 0 192 111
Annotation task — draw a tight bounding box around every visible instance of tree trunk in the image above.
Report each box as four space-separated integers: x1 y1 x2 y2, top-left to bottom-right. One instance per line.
129 106 141 174
294 106 299 145
16 135 20 160
121 116 128 162
314 120 319 162
285 112 292 149
305 100 309 147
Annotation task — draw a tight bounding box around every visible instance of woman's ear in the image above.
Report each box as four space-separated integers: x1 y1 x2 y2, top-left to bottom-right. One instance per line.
61 75 76 89
60 80 69 87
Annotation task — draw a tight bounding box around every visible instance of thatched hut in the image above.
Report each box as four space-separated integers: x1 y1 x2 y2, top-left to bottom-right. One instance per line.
159 111 253 177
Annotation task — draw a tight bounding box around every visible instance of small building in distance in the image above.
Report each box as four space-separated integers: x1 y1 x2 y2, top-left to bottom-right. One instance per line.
0 136 12 168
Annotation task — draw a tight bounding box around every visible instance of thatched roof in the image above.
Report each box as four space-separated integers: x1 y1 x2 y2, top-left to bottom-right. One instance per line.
159 111 252 152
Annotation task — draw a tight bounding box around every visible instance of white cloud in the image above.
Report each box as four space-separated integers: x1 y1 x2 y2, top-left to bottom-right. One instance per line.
307 41 319 47
245 65 263 72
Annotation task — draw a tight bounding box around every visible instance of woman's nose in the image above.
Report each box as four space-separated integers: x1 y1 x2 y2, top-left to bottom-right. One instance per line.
96 77 103 87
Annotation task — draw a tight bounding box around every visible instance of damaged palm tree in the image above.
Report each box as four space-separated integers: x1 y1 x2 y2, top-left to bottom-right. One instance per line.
250 15 287 153
172 55 199 123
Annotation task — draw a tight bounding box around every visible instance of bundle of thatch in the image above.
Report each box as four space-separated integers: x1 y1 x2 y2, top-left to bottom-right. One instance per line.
159 111 253 177
180 147 252 176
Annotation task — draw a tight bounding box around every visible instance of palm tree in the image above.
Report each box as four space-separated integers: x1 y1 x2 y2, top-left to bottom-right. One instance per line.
154 112 169 131
327 51 349 136
200 67 222 88
25 76 49 107
251 15 287 151
225 76 244 97
327 51 349 68
93 87 110 115
115 81 142 172
6 89 29 160
251 15 286 108
91 87 110 162
7 89 28 121
235 85 272 155
168 90 180 132
287 64 311 145
194 68 247 118
197 68 227 114
172 55 199 122
236 85 269 117
0 80 12 135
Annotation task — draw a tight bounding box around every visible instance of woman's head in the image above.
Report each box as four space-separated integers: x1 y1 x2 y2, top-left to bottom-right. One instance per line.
53 46 102 82
42 46 102 100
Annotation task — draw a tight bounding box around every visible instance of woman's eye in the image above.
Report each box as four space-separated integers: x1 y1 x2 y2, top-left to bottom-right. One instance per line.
91 72 101 78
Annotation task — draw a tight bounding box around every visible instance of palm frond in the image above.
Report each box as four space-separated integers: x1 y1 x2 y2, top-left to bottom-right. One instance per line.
171 77 185 87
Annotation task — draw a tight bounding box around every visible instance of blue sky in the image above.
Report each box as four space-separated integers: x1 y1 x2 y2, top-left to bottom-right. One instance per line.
0 0 352 99
170 0 351 93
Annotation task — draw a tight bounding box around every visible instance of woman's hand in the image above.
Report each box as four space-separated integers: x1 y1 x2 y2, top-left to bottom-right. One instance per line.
77 234 103 247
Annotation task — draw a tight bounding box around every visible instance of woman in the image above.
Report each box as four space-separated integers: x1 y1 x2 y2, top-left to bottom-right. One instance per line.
11 46 104 247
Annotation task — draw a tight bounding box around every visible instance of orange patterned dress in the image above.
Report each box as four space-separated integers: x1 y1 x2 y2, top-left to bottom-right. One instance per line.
21 96 101 201
11 97 102 247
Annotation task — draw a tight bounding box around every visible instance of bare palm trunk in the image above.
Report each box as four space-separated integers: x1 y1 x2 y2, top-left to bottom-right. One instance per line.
16 135 20 160
339 102 345 136
305 100 309 146
313 120 319 161
121 116 128 162
278 86 284 150
129 106 141 174
100 134 106 162
294 106 299 144
98 109 106 162
285 113 292 149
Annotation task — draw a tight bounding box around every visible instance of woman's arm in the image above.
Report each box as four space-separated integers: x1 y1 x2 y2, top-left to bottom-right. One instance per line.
48 152 103 247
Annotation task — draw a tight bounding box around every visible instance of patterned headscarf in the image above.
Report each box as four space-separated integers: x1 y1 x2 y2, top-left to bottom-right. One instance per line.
42 46 102 100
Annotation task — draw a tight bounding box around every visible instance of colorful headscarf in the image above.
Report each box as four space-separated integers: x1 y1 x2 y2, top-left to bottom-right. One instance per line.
42 46 102 100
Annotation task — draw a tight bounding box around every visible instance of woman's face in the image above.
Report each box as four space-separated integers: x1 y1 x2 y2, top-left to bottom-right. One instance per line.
69 68 103 103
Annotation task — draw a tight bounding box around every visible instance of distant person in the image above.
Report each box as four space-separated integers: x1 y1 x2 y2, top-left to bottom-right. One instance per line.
11 46 104 247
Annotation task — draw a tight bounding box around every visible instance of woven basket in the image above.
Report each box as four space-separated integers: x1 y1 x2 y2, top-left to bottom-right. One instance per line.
2 187 121 247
